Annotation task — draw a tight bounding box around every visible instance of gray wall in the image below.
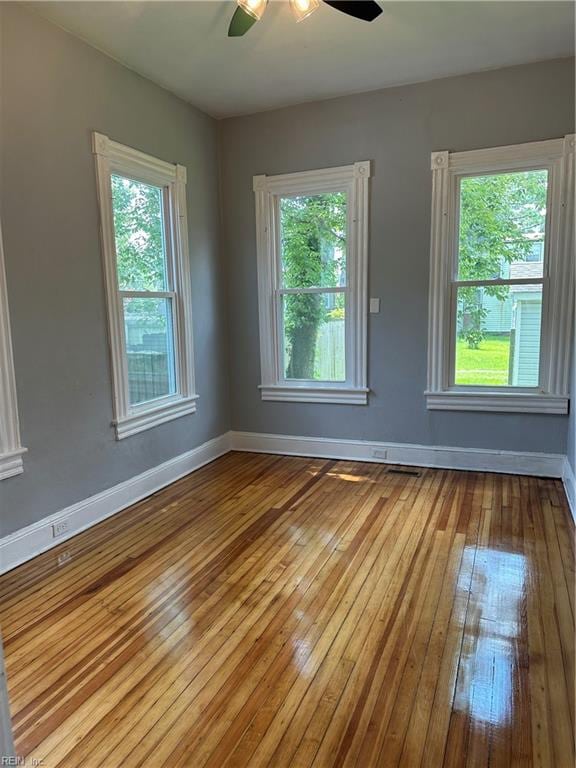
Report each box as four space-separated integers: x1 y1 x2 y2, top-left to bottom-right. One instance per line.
0 4 230 537
219 58 574 454
0 5 573 541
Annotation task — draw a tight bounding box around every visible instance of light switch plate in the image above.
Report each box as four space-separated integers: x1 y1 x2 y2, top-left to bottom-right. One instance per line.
369 298 380 314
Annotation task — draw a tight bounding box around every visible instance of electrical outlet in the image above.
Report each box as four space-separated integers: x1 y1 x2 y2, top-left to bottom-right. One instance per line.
52 519 69 538
372 448 387 460
57 551 72 566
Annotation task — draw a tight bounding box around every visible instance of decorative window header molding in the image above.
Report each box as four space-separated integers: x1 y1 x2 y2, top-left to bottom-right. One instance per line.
426 135 574 414
0 220 26 479
92 132 185 185
253 161 371 194
431 136 573 173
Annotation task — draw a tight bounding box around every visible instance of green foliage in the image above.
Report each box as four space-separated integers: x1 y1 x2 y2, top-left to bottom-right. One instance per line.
111 175 171 338
281 193 346 290
327 306 345 321
458 170 546 348
458 286 490 349
463 326 485 351
111 175 167 292
281 194 346 379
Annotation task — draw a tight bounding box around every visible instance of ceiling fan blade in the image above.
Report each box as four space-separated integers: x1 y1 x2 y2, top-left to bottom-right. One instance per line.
321 1 382 22
228 6 259 37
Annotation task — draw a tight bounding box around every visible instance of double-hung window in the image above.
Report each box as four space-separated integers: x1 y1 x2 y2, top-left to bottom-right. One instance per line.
254 162 370 404
426 136 574 413
93 133 197 439
0 219 25 479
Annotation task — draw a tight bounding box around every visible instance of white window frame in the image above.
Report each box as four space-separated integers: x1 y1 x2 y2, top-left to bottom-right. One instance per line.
254 162 370 405
93 132 197 439
426 135 575 414
0 219 26 479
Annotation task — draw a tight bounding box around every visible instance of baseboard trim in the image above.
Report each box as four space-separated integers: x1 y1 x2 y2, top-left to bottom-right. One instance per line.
1 429 569 576
0 433 232 576
562 457 576 524
230 431 565 478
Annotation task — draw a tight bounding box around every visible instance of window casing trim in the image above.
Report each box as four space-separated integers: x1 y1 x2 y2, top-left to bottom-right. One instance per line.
426 136 574 414
254 162 370 405
93 132 197 439
0 219 26 479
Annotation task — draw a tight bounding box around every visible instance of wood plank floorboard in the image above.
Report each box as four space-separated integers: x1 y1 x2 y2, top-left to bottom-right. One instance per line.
0 452 573 767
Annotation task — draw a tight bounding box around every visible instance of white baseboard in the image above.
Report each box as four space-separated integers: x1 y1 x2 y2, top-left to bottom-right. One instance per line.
230 431 565 478
562 457 576 524
0 433 232 576
0 429 569 576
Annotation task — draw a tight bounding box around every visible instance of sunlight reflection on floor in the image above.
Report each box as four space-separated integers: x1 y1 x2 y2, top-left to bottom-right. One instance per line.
455 547 527 728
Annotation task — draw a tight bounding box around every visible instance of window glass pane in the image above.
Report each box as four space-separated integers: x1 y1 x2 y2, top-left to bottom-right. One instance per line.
123 298 176 405
283 292 345 382
111 175 168 291
455 285 542 387
280 193 346 289
457 170 547 281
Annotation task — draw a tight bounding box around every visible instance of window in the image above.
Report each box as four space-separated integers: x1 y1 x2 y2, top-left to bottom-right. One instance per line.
254 162 370 404
426 136 574 413
0 219 26 479
93 133 197 439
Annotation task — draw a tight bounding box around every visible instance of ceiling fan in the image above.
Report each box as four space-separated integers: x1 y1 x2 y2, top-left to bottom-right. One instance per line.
228 0 383 36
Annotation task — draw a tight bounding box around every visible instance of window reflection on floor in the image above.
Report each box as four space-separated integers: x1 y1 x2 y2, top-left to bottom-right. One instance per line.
455 547 527 727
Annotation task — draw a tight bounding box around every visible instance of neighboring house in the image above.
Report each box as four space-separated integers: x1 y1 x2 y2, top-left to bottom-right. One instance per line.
458 245 543 386
482 291 513 333
509 264 542 386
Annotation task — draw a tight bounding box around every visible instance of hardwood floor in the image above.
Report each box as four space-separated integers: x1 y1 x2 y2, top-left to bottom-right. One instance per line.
0 452 574 767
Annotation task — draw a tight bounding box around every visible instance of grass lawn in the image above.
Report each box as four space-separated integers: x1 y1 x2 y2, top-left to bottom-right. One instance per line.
455 334 510 386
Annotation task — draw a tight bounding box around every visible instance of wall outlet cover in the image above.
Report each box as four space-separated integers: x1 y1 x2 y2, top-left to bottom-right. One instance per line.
52 520 69 538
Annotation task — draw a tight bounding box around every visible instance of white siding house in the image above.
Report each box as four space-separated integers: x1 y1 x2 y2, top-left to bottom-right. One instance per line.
457 258 542 386
510 280 542 386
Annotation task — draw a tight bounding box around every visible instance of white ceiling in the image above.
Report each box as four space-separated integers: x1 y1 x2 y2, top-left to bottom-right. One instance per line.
30 1 575 118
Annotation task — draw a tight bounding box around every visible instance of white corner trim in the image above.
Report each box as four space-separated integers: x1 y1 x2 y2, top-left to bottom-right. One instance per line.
114 396 199 440
259 385 368 405
0 433 231 576
425 391 569 414
562 457 576 524
230 431 565 478
0 219 26 480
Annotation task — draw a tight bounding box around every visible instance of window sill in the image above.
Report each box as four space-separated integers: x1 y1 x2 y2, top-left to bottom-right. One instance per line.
425 391 568 414
114 395 199 440
0 448 26 480
260 385 369 405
